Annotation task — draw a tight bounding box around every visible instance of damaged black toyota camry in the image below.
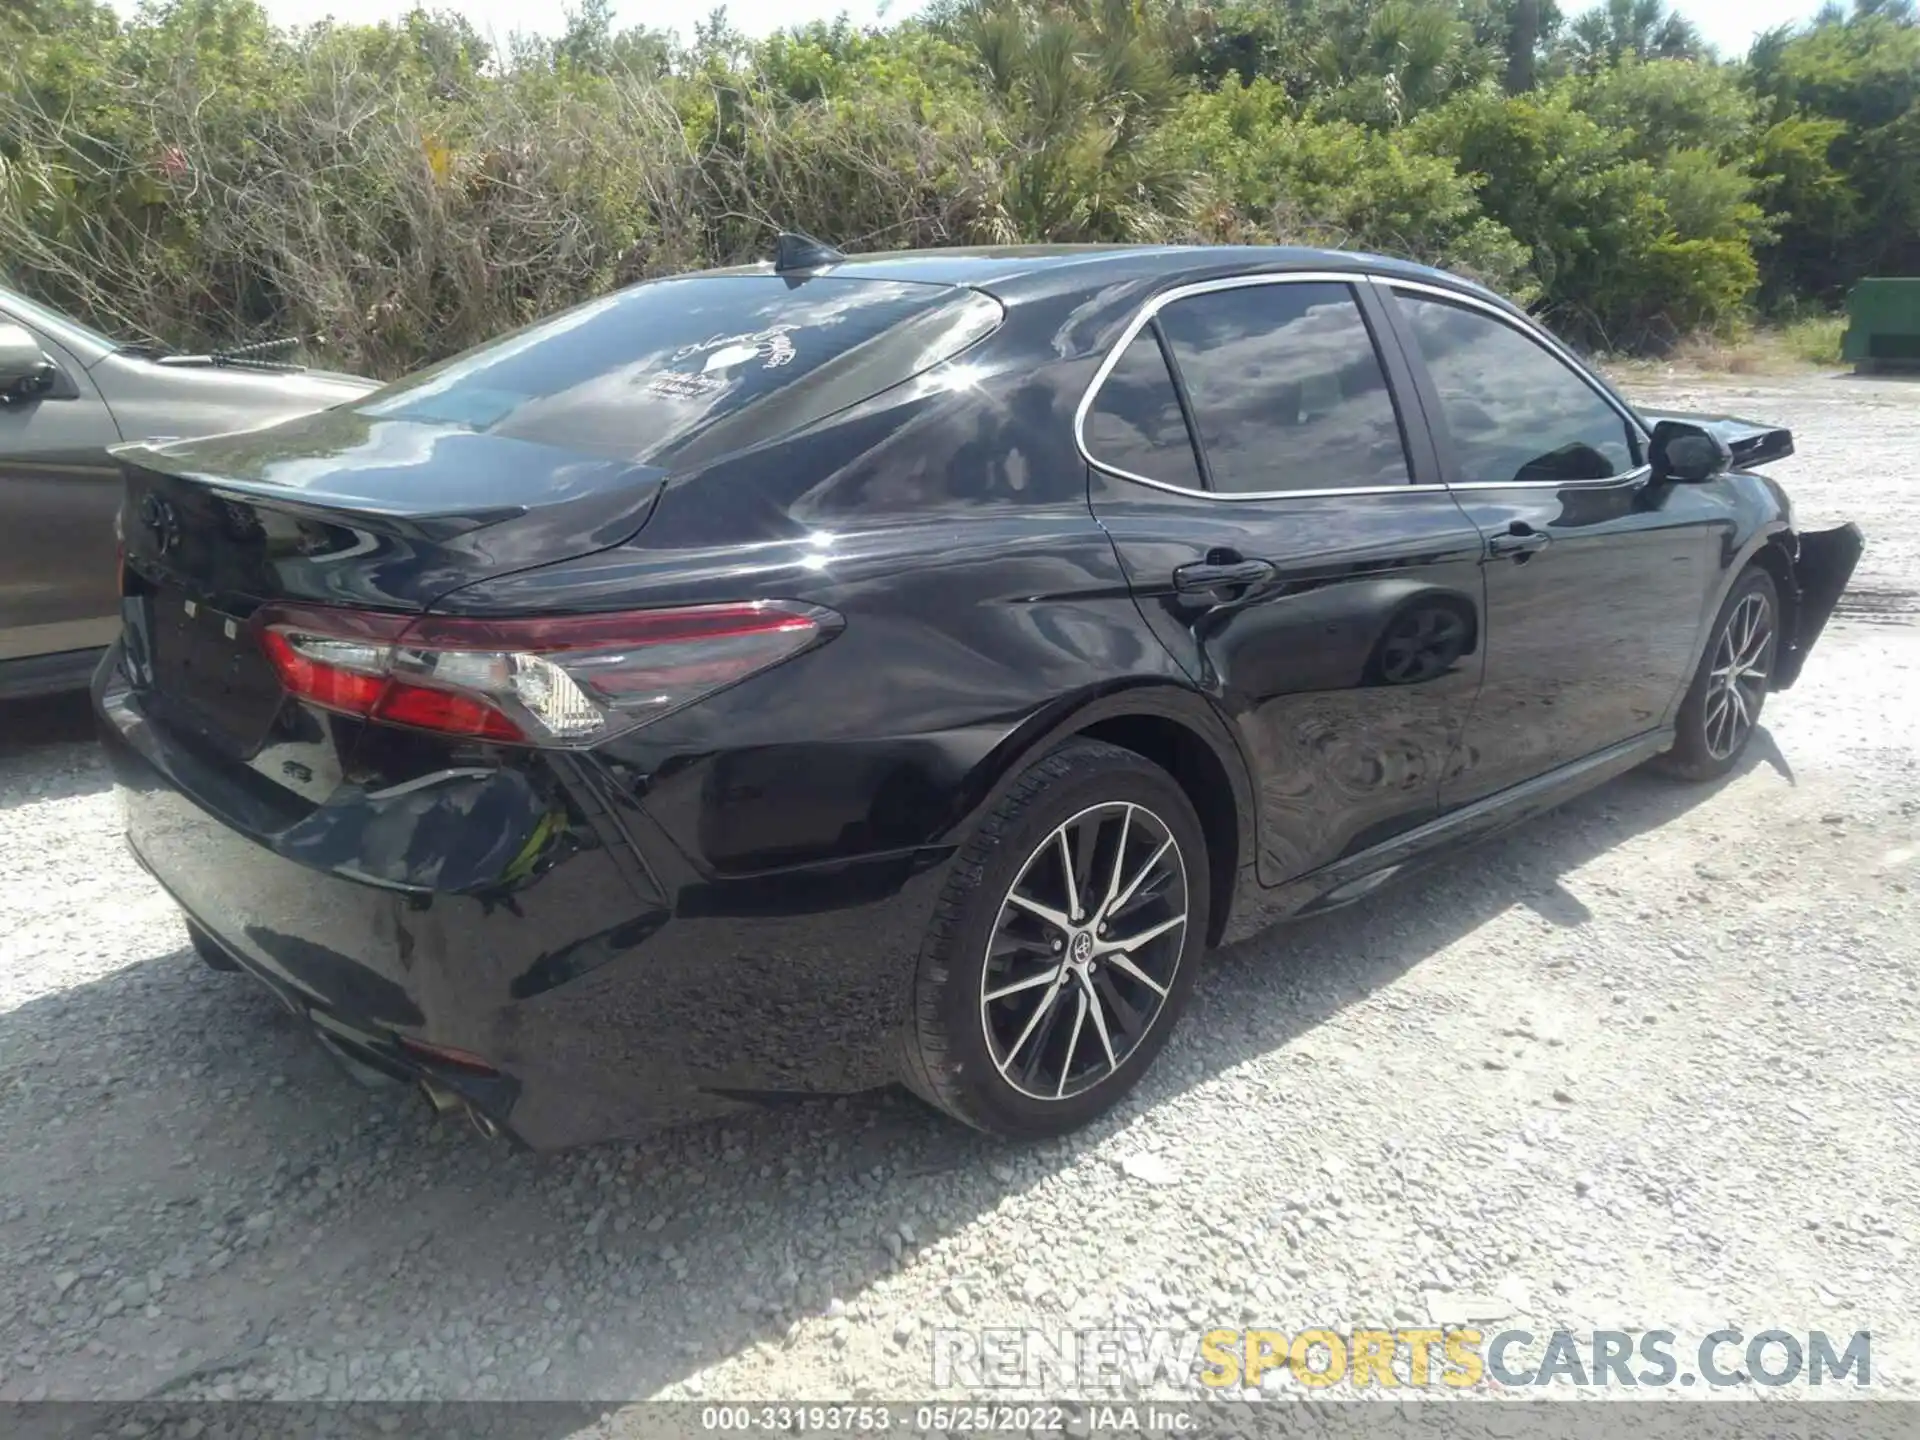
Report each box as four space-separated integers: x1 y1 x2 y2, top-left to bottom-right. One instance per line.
96 241 1863 1149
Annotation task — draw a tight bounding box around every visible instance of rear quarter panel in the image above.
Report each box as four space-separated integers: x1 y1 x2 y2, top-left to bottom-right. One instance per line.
435 299 1203 877
393 301 1235 1104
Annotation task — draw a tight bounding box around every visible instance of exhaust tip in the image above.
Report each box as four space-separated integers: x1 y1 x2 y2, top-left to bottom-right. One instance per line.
419 1078 504 1142
419 1079 463 1118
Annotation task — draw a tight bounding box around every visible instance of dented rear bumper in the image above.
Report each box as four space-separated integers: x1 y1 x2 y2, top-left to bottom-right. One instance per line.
1774 522 1865 690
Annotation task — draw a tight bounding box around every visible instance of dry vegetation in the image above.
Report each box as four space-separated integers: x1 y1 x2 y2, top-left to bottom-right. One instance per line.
1 0 1913 377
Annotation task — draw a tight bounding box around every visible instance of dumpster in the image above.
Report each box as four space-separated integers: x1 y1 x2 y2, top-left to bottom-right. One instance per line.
1842 277 1920 373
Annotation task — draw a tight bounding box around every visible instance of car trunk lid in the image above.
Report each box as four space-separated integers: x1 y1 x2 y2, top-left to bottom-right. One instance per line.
116 411 664 759
111 272 1000 768
116 409 664 609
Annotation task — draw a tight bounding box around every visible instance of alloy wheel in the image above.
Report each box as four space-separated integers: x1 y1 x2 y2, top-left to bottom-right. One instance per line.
1704 591 1774 760
979 801 1188 1101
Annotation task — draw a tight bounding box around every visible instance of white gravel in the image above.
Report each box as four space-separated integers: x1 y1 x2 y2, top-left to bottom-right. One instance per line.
0 371 1915 1409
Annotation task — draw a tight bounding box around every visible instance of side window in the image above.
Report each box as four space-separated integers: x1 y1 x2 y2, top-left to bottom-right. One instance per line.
1396 294 1636 484
1083 329 1202 489
1155 282 1410 494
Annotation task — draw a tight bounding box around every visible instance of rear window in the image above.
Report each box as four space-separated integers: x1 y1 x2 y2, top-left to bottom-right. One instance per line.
357 275 1001 465
1083 328 1203 489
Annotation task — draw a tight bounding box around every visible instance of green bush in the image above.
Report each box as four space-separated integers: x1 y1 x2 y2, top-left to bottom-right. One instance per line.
1567 55 1756 161
1412 85 1762 346
1156 78 1532 292
1748 4 1920 297
1 0 1914 374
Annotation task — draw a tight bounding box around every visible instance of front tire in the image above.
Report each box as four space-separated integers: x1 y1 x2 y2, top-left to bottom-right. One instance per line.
900 739 1210 1139
1655 565 1780 782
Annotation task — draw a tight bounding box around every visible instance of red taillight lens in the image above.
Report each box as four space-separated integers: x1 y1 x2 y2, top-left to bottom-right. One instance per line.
396 1035 500 1075
376 681 525 742
260 628 390 715
255 601 838 747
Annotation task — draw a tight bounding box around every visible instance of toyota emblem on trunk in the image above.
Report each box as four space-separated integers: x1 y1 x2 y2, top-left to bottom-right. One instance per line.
139 493 180 554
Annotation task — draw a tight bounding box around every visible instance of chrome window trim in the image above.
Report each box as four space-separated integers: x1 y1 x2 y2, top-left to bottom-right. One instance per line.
1071 271 1449 502
1448 465 1655 492
1386 279 1652 489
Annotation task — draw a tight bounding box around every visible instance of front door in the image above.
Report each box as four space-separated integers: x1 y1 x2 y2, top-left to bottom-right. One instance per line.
1085 275 1487 885
1381 286 1719 809
0 315 123 663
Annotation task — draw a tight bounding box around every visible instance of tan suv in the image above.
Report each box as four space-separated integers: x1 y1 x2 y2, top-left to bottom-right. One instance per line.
0 286 374 698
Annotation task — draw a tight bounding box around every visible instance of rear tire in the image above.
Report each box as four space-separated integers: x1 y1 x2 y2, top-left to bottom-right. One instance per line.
187 920 241 973
900 739 1209 1139
1654 565 1780 782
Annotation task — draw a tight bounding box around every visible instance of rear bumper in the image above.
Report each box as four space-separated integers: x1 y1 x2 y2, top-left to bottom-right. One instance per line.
152 894 527 1133
1775 522 1865 690
95 651 945 1149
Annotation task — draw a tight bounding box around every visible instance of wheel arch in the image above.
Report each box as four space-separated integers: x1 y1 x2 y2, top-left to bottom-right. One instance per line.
1665 516 1795 727
954 683 1256 948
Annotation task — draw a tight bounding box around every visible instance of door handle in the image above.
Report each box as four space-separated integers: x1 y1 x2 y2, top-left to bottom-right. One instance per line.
1172 557 1276 594
1486 523 1551 560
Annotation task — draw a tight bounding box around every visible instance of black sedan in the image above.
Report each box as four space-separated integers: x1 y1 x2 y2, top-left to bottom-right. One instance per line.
95 241 1862 1148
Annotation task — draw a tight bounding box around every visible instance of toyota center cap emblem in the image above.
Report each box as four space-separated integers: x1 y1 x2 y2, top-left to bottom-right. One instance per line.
1070 931 1094 964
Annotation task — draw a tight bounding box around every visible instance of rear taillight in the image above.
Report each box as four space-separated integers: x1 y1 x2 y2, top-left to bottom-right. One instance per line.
254 601 839 747
396 1035 500 1075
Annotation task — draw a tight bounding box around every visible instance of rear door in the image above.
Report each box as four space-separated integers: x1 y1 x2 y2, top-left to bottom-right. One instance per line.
0 312 122 663
1085 274 1488 886
1379 284 1719 809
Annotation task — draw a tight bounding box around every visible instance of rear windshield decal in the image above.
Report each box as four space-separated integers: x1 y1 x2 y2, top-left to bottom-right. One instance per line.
344 276 992 465
677 325 798 373
646 325 801 401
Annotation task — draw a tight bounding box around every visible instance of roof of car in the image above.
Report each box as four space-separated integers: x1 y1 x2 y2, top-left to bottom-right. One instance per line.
710 243 1501 307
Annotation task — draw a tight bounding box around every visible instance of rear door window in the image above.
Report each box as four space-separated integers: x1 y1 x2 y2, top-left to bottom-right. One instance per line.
357 276 1000 465
1156 282 1411 494
1082 328 1203 489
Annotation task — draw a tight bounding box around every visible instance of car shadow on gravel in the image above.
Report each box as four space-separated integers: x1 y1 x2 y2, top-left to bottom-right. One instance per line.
0 739 1776 1409
0 693 111 809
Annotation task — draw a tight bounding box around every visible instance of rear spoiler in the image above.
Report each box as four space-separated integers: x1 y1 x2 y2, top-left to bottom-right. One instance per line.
113 446 515 541
1638 411 1794 470
109 434 666 546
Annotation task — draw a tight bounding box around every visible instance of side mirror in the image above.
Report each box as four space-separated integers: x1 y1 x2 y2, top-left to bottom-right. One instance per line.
0 323 56 405
1650 419 1732 483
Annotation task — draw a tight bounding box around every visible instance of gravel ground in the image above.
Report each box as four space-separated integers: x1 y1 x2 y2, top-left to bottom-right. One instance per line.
0 371 1915 1412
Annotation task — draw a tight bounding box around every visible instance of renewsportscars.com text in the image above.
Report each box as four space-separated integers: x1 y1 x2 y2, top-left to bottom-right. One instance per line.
932 1326 1872 1391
